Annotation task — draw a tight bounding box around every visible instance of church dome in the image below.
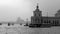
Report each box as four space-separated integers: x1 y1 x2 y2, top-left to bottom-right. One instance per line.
55 9 60 17
34 3 41 12
57 9 60 12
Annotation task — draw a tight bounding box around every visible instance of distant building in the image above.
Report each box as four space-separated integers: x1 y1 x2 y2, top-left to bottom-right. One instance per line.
55 9 60 17
16 17 21 23
29 3 60 27
16 17 26 24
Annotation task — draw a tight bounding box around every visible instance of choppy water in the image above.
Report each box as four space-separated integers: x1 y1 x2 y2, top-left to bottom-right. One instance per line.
0 24 60 34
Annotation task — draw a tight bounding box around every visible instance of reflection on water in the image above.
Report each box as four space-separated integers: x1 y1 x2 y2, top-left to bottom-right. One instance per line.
28 26 60 34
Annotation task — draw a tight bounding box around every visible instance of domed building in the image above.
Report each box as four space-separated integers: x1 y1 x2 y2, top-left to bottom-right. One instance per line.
29 3 60 27
55 9 60 17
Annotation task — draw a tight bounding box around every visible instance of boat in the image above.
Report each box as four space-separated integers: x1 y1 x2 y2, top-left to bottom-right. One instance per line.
29 23 52 28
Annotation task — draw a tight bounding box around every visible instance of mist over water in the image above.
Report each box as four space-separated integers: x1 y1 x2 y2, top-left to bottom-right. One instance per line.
0 0 60 34
0 24 60 34
0 0 60 22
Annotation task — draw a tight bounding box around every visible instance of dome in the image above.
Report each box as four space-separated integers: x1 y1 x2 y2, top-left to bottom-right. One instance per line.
55 9 60 17
57 9 60 12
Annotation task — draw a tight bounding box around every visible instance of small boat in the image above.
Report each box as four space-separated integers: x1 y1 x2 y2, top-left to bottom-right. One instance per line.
29 23 51 28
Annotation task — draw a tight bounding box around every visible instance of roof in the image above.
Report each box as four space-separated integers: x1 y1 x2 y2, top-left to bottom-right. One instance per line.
31 16 60 19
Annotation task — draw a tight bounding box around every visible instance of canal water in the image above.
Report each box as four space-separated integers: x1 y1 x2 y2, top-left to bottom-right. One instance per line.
0 24 60 34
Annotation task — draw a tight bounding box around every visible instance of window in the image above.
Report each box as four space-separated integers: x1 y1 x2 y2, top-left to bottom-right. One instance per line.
39 14 40 16
53 20 55 24
44 20 46 23
34 14 36 16
48 20 51 23
35 18 40 23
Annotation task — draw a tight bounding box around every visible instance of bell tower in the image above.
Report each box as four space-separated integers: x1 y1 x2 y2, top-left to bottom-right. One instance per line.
33 3 42 17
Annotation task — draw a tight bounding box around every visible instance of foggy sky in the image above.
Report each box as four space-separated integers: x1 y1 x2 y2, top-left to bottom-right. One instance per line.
0 0 60 22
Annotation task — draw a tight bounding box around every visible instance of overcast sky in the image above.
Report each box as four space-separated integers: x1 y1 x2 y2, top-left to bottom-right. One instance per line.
0 0 60 22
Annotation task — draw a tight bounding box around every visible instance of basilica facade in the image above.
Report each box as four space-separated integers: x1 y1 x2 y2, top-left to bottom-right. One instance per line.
29 4 60 27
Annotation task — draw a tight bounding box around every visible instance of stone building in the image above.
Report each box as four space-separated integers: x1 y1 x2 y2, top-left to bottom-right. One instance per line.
29 3 60 27
55 9 60 17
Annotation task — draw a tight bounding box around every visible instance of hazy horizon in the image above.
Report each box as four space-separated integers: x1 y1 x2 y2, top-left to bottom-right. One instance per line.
0 0 60 22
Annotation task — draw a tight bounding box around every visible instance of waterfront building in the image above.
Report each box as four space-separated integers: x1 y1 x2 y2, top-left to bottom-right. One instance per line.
29 3 60 27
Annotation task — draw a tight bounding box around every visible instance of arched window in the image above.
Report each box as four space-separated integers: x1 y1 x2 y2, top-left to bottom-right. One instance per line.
41 19 43 23
55 20 59 25
55 20 56 24
39 14 40 16
35 18 40 22
44 20 47 23
48 20 51 24
57 20 59 24
53 20 55 24
47 20 48 24
35 14 36 16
